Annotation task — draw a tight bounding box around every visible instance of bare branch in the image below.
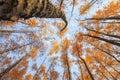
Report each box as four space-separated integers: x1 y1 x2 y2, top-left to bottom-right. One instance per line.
65 53 72 80
33 54 48 80
84 26 120 39
97 59 116 79
0 30 35 33
83 34 120 47
82 15 120 21
90 43 120 63
0 40 38 55
94 65 109 80
75 41 94 80
0 53 28 78
77 60 84 80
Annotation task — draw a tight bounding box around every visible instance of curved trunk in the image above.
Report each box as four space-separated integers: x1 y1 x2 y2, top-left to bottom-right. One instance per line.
0 0 67 31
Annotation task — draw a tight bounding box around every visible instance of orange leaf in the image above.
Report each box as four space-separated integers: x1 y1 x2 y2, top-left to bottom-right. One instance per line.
25 74 33 80
40 66 46 74
85 56 93 63
61 38 71 51
72 43 82 56
49 41 59 54
25 19 38 27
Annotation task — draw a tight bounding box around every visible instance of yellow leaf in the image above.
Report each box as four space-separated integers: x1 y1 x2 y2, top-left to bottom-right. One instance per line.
79 4 91 14
42 77 47 80
25 19 38 27
93 1 120 18
49 41 59 54
29 47 39 58
42 29 48 36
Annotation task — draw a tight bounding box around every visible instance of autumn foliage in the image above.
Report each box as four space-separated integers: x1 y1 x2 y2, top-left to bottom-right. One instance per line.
0 0 120 80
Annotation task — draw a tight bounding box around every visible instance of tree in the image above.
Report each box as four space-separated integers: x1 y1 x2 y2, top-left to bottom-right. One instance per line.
0 0 67 31
0 0 120 80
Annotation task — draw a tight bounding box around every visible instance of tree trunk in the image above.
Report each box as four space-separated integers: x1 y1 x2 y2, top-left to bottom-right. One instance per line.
0 0 67 31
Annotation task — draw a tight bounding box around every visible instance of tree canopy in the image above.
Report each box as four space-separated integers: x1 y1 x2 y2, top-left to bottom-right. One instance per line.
0 0 120 80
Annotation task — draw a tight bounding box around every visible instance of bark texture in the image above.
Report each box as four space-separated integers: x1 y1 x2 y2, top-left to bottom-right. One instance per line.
0 0 67 31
